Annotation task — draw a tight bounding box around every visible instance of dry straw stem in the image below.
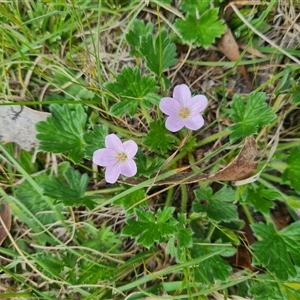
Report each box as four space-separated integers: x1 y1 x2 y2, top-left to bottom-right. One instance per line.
228 2 300 65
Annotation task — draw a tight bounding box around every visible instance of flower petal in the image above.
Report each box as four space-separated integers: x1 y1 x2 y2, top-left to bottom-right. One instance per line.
159 97 181 116
105 134 124 152
93 148 117 167
189 95 208 114
173 84 191 106
165 115 185 132
120 159 137 177
123 140 138 159
183 114 205 131
105 164 122 183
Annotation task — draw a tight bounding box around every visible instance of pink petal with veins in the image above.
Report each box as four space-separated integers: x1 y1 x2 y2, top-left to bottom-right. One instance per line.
173 84 191 106
93 148 117 167
105 134 124 152
123 140 138 159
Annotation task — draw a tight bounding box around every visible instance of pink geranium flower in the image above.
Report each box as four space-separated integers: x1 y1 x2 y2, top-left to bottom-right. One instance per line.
93 134 138 184
159 84 208 132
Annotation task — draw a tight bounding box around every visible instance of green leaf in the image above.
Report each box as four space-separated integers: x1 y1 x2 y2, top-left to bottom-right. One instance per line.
139 30 177 76
122 207 178 248
135 150 164 178
229 92 276 140
166 213 193 262
114 188 148 215
193 186 238 222
180 1 209 14
291 85 300 104
40 167 96 209
143 120 176 154
191 240 234 284
15 164 68 225
83 125 109 158
241 185 279 214
251 222 300 281
106 66 158 117
250 273 300 300
174 10 226 48
283 147 300 194
36 104 87 163
125 20 153 55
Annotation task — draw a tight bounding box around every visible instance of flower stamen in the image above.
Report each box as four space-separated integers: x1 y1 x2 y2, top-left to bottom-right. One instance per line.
179 107 190 119
116 152 127 162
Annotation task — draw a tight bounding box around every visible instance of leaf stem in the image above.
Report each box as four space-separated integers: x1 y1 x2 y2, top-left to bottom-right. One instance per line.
165 188 174 207
181 184 187 213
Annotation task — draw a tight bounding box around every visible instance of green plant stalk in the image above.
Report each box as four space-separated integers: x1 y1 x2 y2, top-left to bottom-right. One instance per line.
117 249 226 292
240 203 255 225
139 101 152 124
197 129 231 146
165 187 174 207
180 184 187 213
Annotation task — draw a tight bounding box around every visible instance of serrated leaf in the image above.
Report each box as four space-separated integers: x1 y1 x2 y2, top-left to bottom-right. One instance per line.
291 85 300 104
83 125 109 158
122 207 178 248
114 188 148 215
166 213 193 262
174 9 226 48
143 120 176 154
229 92 276 140
40 167 95 209
15 163 69 226
193 186 238 222
241 185 278 214
139 30 177 76
283 147 300 194
125 20 153 55
250 274 297 300
106 66 158 117
180 1 209 14
251 222 300 281
191 240 234 284
135 150 164 178
36 104 87 163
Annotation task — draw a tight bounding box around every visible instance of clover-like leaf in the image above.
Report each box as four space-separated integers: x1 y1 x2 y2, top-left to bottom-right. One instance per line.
143 120 176 154
40 167 95 209
241 185 280 214
229 92 276 141
36 104 87 163
193 186 238 222
166 213 193 262
122 207 178 248
135 150 164 178
139 30 177 76
106 66 158 117
252 222 300 281
174 9 226 48
191 239 235 284
83 125 109 158
282 147 300 194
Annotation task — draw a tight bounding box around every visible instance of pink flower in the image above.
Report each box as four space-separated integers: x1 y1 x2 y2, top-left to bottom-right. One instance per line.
159 84 208 132
93 134 138 184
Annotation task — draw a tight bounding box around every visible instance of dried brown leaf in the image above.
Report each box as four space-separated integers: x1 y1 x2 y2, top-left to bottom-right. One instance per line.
121 136 258 186
0 203 11 246
216 26 252 90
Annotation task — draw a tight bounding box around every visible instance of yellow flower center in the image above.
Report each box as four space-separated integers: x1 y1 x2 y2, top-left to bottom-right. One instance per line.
179 107 190 119
116 152 127 162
